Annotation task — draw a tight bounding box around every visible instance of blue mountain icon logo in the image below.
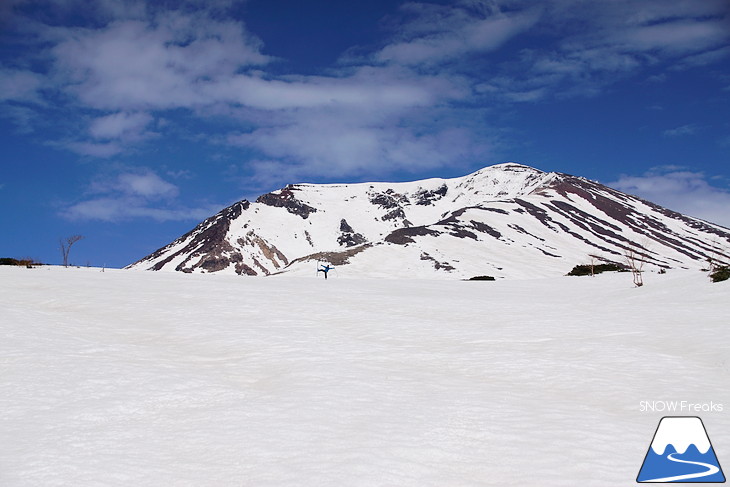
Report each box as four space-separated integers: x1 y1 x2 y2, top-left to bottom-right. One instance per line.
637 416 725 483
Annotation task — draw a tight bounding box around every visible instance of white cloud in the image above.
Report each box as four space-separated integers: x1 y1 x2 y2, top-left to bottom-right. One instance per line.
62 198 219 222
374 3 539 66
227 93 488 183
33 5 472 176
89 112 153 140
47 12 455 115
608 169 730 228
64 111 157 157
66 141 123 158
51 13 269 111
203 67 452 111
112 171 179 199
674 46 730 69
621 0 729 23
62 169 218 222
663 124 698 138
0 68 43 102
167 169 194 180
618 18 729 55
0 104 39 134
5 0 730 191
470 0 730 102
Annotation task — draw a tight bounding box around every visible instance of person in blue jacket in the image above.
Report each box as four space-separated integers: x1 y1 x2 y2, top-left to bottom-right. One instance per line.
318 264 333 279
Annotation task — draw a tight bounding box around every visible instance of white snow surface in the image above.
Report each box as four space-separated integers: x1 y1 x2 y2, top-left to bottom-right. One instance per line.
2 265 729 486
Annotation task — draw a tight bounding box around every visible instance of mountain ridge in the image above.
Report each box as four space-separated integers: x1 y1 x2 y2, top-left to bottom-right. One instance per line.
127 163 730 279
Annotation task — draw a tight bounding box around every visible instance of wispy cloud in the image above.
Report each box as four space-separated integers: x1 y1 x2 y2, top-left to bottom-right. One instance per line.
60 111 158 157
0 68 43 103
65 141 124 158
373 2 540 66
10 2 478 181
62 169 220 222
50 13 270 111
89 112 153 140
663 124 699 138
62 198 220 222
231 122 485 184
608 168 730 228
617 17 729 54
3 0 730 201
674 46 730 70
468 0 730 102
0 104 40 134
89 171 179 199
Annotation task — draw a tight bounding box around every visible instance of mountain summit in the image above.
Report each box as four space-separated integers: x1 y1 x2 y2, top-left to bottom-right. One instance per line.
127 163 730 278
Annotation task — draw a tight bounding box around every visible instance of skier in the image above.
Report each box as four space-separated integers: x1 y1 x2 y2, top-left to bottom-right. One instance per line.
318 264 334 279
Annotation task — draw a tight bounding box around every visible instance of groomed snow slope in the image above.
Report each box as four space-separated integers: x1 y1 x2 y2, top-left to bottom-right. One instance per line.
2 266 728 486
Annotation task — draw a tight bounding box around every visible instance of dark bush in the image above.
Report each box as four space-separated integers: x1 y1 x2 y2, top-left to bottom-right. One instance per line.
710 266 730 283
566 263 623 276
468 275 496 281
0 257 41 267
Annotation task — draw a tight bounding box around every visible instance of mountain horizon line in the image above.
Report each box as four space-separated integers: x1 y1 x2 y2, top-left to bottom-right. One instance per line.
127 162 730 279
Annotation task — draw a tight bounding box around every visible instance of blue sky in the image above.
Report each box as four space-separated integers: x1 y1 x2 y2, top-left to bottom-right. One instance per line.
1 0 729 268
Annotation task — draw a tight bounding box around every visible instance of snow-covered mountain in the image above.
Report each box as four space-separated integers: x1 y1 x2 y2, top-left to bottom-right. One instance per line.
127 163 730 278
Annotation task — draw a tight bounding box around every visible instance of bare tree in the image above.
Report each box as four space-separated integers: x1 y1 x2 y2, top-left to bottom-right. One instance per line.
60 235 84 267
705 238 719 273
588 254 597 277
705 238 730 273
623 241 648 287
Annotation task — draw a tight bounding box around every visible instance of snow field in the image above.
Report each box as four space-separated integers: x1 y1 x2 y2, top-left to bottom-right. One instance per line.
1 266 728 486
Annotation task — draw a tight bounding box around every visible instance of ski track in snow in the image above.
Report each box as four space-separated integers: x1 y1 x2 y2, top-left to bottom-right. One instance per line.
1 266 729 486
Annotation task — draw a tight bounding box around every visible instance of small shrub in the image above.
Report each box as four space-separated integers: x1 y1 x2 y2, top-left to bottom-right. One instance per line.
0 257 42 267
468 275 496 281
710 266 730 283
566 263 623 276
